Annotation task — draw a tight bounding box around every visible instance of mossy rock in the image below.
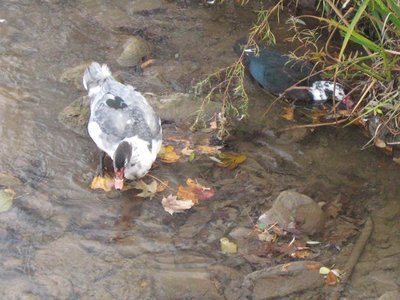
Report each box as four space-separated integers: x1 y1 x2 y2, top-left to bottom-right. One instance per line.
58 96 90 136
59 62 91 90
116 36 152 67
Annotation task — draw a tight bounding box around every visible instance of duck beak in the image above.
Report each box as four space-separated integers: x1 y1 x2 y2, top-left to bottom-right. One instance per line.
115 177 124 190
115 169 124 190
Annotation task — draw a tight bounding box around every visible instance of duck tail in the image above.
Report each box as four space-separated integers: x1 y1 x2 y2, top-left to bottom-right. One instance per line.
83 62 112 91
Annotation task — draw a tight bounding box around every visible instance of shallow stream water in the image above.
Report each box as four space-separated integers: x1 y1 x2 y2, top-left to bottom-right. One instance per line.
0 1 399 299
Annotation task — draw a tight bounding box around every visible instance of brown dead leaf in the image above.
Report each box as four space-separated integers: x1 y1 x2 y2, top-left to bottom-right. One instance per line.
282 106 295 121
156 180 169 192
161 194 194 215
217 152 247 169
209 119 218 130
311 110 326 124
290 248 312 259
325 202 341 219
306 262 322 271
141 59 156 69
196 145 222 155
176 178 215 204
134 180 158 199
281 263 291 272
90 175 114 192
158 145 180 163
325 271 339 285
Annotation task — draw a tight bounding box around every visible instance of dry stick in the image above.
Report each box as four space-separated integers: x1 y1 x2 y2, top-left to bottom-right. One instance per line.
330 216 374 300
145 173 176 193
277 118 348 132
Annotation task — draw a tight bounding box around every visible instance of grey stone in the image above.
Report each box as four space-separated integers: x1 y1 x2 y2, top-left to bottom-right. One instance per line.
258 190 326 235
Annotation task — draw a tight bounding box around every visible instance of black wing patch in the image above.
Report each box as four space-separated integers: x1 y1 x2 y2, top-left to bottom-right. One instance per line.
106 96 128 110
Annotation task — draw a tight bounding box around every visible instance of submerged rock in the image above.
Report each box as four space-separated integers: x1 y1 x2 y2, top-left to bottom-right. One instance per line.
58 96 90 136
225 261 324 300
116 36 152 68
258 190 325 235
59 62 91 90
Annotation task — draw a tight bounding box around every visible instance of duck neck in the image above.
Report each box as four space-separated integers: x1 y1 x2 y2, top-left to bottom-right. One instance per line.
114 141 132 172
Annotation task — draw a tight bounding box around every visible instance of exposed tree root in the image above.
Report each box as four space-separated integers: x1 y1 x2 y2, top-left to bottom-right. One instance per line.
330 216 374 300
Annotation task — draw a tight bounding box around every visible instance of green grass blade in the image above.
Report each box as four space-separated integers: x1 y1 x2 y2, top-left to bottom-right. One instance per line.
338 0 370 60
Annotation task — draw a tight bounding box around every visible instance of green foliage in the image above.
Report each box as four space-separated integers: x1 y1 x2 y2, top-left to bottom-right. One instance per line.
192 1 284 137
193 0 400 140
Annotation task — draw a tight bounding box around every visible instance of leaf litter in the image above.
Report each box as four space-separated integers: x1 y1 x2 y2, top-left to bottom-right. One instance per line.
176 178 215 204
161 194 194 215
0 188 16 213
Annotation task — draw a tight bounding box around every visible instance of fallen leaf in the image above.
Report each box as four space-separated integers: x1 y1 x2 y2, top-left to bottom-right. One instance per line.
281 263 291 272
325 202 342 219
319 266 331 275
196 145 222 155
209 119 218 130
374 137 386 148
220 237 238 254
158 145 180 163
156 180 169 192
282 106 295 121
181 147 195 156
177 178 215 204
0 188 16 213
134 180 158 199
258 231 277 242
257 223 267 231
325 271 339 285
90 175 114 192
306 262 322 271
0 173 22 187
216 152 247 169
161 194 194 215
311 110 326 124
140 59 156 69
290 249 312 259
188 152 196 162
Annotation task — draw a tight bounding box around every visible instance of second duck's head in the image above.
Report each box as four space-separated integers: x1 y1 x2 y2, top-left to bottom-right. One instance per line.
113 141 132 190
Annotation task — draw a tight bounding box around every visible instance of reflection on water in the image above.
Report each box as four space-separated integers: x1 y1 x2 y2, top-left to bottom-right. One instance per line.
0 0 399 299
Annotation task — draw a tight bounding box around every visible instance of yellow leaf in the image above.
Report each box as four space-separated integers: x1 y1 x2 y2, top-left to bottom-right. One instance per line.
158 145 180 163
217 152 247 169
0 189 16 213
134 180 158 199
220 237 237 254
90 175 114 192
282 106 295 121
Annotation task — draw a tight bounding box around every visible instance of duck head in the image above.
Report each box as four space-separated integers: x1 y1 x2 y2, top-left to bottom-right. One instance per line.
285 80 353 108
113 141 132 190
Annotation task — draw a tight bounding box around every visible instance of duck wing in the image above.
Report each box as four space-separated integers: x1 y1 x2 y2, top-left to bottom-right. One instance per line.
245 48 321 94
89 79 161 156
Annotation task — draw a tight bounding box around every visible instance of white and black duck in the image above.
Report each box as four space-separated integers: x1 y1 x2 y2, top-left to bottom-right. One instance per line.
83 62 162 190
234 39 353 108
